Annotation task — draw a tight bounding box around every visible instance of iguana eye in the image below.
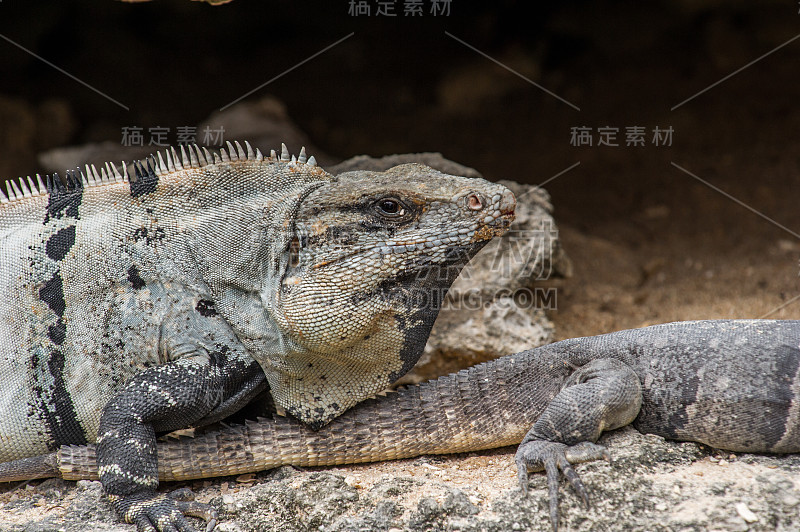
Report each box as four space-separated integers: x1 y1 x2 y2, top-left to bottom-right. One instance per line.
375 198 405 217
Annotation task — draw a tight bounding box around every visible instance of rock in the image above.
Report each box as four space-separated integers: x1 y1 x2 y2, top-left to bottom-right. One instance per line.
735 502 758 523
328 152 483 178
197 96 333 166
38 141 153 175
442 488 480 517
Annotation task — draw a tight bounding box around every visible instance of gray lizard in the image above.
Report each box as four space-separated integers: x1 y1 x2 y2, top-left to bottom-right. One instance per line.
0 142 515 530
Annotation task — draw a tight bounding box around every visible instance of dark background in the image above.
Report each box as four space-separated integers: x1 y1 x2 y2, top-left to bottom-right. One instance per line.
1 0 798 336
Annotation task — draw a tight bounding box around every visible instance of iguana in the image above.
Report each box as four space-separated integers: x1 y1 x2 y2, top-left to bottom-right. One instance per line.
0 142 515 530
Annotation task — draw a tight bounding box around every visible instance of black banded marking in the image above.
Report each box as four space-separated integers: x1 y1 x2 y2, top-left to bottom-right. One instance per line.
130 158 159 198
44 172 83 224
127 265 146 290
386 264 455 383
659 373 699 440
38 273 68 348
45 225 77 262
196 299 217 317
47 321 66 346
39 273 66 318
33 176 89 446
39 273 67 346
382 248 486 383
758 344 800 449
46 350 88 446
29 348 88 448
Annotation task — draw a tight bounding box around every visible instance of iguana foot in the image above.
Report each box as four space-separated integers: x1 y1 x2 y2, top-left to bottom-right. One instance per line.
515 440 610 532
110 491 217 532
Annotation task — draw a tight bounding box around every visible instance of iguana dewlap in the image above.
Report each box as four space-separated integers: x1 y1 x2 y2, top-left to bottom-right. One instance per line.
0 142 514 530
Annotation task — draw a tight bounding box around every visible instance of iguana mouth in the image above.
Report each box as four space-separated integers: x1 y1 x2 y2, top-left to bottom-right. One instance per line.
489 211 515 229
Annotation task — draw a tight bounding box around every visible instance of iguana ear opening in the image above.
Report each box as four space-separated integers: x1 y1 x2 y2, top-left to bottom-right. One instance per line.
279 229 307 293
288 235 301 269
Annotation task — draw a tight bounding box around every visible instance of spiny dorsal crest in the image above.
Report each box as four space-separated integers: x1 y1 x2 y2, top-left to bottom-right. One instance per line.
0 141 320 205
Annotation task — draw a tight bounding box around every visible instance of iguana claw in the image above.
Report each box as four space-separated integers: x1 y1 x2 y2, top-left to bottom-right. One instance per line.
515 440 610 532
176 500 218 532
112 491 218 532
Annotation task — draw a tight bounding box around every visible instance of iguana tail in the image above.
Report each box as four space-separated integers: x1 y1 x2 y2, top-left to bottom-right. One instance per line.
2 353 548 483
0 452 60 482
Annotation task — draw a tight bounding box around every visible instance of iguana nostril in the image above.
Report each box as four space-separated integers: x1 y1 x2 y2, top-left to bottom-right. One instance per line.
499 190 516 215
467 194 483 211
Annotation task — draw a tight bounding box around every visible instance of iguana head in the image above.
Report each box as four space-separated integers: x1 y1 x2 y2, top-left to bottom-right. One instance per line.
268 163 515 428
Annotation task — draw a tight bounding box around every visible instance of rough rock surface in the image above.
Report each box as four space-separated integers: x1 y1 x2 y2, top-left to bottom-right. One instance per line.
196 97 333 165
327 152 483 179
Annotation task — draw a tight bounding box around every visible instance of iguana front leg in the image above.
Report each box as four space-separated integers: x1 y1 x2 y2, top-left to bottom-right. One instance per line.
514 358 643 532
97 312 267 532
